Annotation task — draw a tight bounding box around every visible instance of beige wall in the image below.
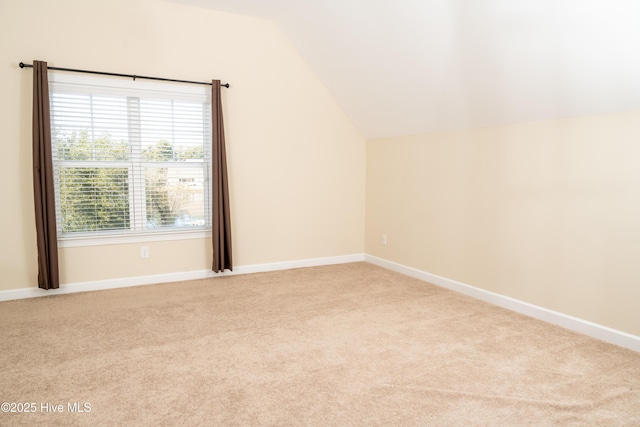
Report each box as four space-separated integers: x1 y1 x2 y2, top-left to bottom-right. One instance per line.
0 0 366 289
366 111 640 336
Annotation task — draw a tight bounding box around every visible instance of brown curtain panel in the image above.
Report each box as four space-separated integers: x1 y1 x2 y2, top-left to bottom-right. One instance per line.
32 60 59 289
211 80 233 272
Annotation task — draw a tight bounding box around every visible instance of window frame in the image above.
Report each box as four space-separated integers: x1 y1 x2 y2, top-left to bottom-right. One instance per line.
48 71 212 247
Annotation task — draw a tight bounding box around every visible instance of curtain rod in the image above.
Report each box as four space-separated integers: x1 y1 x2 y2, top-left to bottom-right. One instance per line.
19 62 230 88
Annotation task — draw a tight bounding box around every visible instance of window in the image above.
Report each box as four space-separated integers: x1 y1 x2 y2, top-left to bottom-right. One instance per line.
49 72 211 244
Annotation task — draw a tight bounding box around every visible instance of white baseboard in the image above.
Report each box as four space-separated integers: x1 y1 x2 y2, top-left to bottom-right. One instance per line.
365 254 640 353
0 253 365 303
5 252 637 353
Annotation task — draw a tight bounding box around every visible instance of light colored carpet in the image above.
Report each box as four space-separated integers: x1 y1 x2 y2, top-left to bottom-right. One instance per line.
0 262 638 426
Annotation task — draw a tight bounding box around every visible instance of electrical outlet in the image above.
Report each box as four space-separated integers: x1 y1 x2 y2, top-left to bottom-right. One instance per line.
140 246 149 259
381 234 387 246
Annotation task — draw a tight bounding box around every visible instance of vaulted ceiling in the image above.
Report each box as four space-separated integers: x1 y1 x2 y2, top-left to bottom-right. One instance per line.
170 0 640 139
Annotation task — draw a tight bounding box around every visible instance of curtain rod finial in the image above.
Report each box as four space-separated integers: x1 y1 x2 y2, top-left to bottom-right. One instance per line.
19 62 25 68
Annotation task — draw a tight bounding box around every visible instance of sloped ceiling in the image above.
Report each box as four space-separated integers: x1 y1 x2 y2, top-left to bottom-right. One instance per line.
170 0 640 139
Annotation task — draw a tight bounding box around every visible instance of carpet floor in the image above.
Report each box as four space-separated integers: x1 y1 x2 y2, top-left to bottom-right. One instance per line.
0 262 639 426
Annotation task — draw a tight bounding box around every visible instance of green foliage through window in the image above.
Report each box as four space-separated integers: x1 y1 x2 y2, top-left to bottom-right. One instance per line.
59 167 130 233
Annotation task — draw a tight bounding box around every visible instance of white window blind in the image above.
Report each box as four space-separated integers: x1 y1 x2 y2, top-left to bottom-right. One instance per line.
49 72 211 239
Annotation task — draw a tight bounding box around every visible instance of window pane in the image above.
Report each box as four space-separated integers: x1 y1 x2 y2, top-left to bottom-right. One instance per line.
145 167 206 229
58 167 130 233
140 99 206 161
51 93 129 161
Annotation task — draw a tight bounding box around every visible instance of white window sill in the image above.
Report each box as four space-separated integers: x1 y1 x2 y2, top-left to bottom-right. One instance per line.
58 229 212 248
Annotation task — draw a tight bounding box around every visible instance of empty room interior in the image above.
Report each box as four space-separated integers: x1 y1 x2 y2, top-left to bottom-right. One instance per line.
1 0 639 424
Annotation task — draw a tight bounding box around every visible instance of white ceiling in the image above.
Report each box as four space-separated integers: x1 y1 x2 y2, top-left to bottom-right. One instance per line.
170 0 640 139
